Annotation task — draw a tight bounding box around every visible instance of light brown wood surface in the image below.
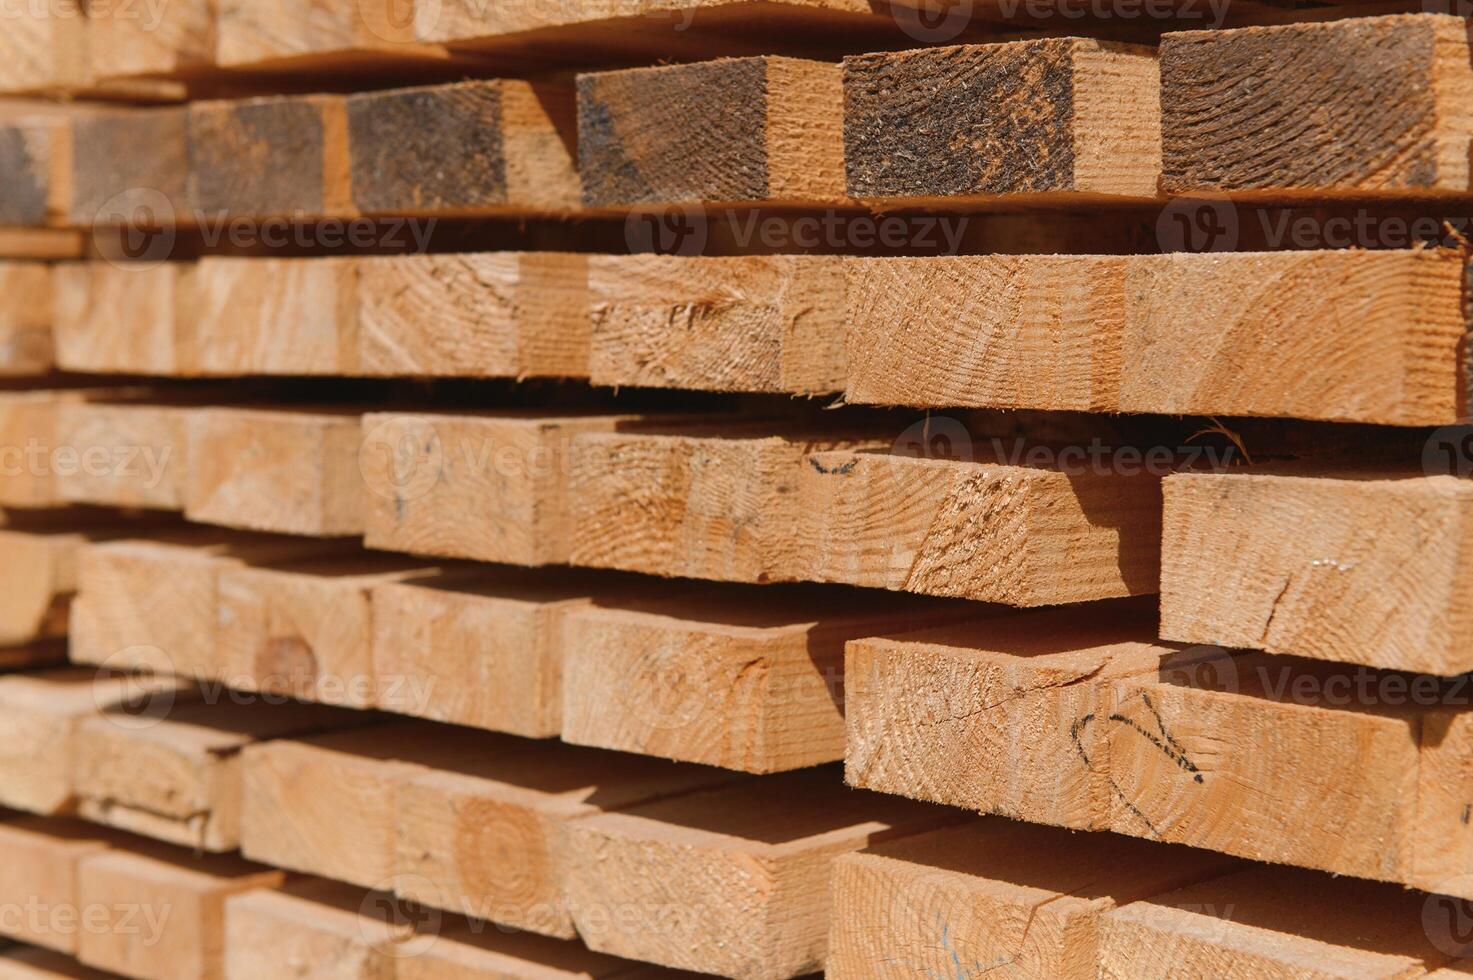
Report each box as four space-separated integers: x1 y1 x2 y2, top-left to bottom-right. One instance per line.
52 263 193 376
0 818 117 954
0 117 69 227
190 257 359 375
0 391 88 508
88 0 216 81
0 262 52 375
53 400 189 511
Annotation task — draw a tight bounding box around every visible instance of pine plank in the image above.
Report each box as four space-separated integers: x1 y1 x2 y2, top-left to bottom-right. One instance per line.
1160 14 1473 198
88 0 216 82
560 584 978 772
0 118 68 227
587 255 845 395
578 57 844 207
191 257 358 375
0 2 90 96
0 818 117 954
223 878 412 980
53 400 189 511
1160 467 1473 674
844 38 1159 205
52 263 194 376
0 262 51 376
67 108 190 228
0 390 89 509
184 406 364 536
562 770 956 978
827 820 1238 979
0 526 82 645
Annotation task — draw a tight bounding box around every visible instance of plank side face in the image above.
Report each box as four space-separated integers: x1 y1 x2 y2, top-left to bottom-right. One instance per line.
187 95 349 218
1120 249 1467 426
0 391 75 508
844 38 1159 202
0 121 60 226
192 257 359 375
0 261 52 375
1160 471 1473 674
88 0 216 79
52 263 188 376
0 820 112 954
588 254 847 395
68 109 189 227
800 452 1163 605
0 5 83 94
224 884 405 980
357 252 590 378
185 408 364 536
1161 14 1473 195
54 402 189 511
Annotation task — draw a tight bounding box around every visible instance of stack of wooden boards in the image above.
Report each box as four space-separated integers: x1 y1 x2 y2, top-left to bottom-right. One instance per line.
2 3 1473 978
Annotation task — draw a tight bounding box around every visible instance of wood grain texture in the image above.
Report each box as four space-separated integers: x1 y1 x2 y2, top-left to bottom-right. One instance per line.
347 79 579 215
52 262 194 375
187 94 351 219
1161 14 1473 196
88 0 216 80
828 820 1237 980
0 526 79 645
845 248 1469 426
588 254 845 394
53 400 189 511
214 557 437 708
68 108 190 227
223 878 413 980
0 261 52 375
213 0 447 68
1161 467 1473 675
1098 867 1457 978
191 256 359 375
185 407 364 536
578 56 844 206
74 699 365 852
0 817 116 954
0 2 89 94
361 411 651 565
358 252 590 378
0 390 88 508
560 586 974 773
563 770 955 978
76 846 282 980
844 38 1159 203
0 118 68 226
799 450 1162 604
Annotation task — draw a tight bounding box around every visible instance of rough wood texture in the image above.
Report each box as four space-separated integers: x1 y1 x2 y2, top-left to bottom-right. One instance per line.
52 263 194 376
214 557 438 708
845 249 1469 426
185 407 364 536
394 735 732 938
563 770 955 978
588 255 845 395
76 846 283 980
223 878 415 980
213 0 445 68
369 567 613 737
73 698 366 852
1161 14 1473 196
191 257 358 375
187 94 351 219
0 391 87 508
0 262 51 375
844 38 1160 203
0 2 90 94
347 79 579 215
0 117 68 226
567 425 887 585
1098 867 1458 977
1161 467 1473 675
578 56 844 206
799 449 1163 604
0 668 192 815
560 585 975 772
67 108 190 227
361 411 652 565
358 252 590 378
70 532 341 679
0 818 117 954
846 606 1473 896
828 820 1238 979
88 0 216 81
52 400 189 511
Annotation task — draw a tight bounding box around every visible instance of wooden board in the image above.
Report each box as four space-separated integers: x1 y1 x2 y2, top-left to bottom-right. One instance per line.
0 390 88 509
239 721 730 904
0 668 194 815
75 845 282 980
187 94 352 220
843 249 1469 427
88 0 216 82
0 818 117 954
185 406 364 536
843 38 1159 205
587 255 845 395
1160 14 1473 198
1098 866 1457 977
562 769 956 978
405 917 673 980
0 945 115 979
361 411 657 565
67 108 190 228
0 262 51 376
73 698 367 852
560 584 978 772
577 57 845 207
356 252 590 378
845 605 1473 896
52 263 194 376
214 556 440 708
70 531 349 679
1160 467 1473 675
212 0 451 69
52 400 189 511
0 2 89 96
346 78 580 216
0 118 68 227
828 819 1238 979
190 257 358 375
0 526 82 645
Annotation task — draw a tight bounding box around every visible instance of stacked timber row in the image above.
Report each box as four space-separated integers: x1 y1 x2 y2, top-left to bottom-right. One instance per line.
1 3 1471 978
